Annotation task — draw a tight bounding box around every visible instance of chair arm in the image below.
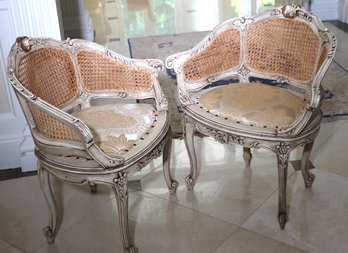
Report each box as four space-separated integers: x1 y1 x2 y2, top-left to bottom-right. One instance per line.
277 86 325 136
166 53 195 107
8 73 125 169
75 43 167 111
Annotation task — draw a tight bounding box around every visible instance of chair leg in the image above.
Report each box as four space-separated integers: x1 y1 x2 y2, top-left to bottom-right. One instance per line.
184 121 198 190
163 129 178 194
243 147 252 167
112 173 138 253
38 164 58 244
301 141 315 188
276 147 289 230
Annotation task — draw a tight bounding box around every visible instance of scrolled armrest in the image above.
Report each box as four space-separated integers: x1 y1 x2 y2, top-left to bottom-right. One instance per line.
9 73 124 168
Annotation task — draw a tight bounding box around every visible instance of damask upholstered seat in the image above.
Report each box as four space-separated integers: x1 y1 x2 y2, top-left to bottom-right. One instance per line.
195 83 306 133
166 5 336 229
7 36 178 253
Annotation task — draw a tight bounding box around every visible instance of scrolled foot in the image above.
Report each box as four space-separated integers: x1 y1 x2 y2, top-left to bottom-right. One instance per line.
304 172 315 188
89 182 97 193
169 180 179 195
185 176 195 190
43 226 55 244
125 246 139 253
277 213 288 230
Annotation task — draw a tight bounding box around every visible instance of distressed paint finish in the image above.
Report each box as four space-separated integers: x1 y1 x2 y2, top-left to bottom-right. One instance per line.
166 5 336 230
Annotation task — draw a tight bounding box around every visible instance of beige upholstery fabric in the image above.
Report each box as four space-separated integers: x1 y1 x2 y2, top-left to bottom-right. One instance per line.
73 104 156 156
198 83 306 129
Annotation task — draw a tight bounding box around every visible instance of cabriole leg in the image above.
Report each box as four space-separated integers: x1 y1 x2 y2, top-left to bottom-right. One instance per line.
184 121 198 190
163 129 178 194
243 147 252 167
276 143 290 230
38 163 58 243
112 173 138 253
301 141 315 188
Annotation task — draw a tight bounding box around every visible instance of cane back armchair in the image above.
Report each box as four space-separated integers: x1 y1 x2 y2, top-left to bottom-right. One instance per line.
166 5 336 229
7 36 178 253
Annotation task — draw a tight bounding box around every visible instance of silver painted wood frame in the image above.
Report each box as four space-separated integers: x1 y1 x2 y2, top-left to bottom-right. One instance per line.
7 37 178 253
166 5 336 229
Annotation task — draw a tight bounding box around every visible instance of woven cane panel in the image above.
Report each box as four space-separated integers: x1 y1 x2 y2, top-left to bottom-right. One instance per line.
18 48 78 108
183 28 241 82
77 50 153 92
245 18 320 82
28 104 80 141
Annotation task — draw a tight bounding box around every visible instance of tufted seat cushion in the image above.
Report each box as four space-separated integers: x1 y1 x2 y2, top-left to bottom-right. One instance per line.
197 83 306 129
73 104 157 156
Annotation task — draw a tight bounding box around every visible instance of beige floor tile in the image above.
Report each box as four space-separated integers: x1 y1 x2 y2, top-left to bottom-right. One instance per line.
34 191 236 253
325 23 348 70
312 121 348 177
0 238 25 253
214 228 308 253
242 169 348 253
142 137 295 225
0 176 115 252
312 120 346 155
130 138 188 181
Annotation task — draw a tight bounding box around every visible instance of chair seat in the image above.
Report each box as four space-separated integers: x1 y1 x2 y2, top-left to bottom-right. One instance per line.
197 83 306 130
73 104 158 157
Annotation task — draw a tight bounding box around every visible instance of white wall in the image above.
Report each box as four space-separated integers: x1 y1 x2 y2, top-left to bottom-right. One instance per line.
338 0 348 23
0 0 61 171
311 0 339 20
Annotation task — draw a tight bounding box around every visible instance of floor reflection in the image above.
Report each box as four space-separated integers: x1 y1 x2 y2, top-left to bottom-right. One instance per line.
80 0 309 56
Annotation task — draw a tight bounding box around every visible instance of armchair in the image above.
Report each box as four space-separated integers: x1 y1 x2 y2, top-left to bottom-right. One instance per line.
7 36 178 253
166 5 336 229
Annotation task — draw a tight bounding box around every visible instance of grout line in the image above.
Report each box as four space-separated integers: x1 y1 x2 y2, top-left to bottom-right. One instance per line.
0 237 27 253
237 169 296 228
140 189 240 227
312 121 347 157
211 228 239 253
236 227 311 253
333 59 348 74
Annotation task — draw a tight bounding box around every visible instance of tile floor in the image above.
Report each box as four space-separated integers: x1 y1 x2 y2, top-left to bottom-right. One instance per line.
1 1 348 252
1 120 348 253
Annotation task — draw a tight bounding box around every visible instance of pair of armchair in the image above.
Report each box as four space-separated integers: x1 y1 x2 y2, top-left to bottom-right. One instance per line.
7 5 335 253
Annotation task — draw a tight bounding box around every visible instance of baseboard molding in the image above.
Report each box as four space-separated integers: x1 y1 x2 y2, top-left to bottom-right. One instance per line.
0 135 22 169
20 151 37 172
0 132 36 172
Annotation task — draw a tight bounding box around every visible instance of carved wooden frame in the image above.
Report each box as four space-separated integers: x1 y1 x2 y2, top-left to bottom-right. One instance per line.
8 36 178 253
166 5 336 229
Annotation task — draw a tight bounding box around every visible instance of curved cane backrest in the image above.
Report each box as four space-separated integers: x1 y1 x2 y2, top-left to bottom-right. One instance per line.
167 5 336 136
183 28 242 82
77 50 153 92
18 47 78 107
245 18 321 83
8 37 169 163
7 36 177 252
165 5 336 230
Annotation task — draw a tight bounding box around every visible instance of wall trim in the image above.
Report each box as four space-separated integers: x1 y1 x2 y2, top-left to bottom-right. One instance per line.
0 0 61 171
0 134 22 169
